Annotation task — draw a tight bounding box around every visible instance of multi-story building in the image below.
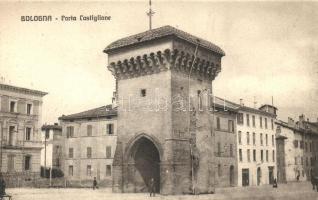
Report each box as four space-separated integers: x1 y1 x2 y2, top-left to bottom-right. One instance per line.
276 115 318 183
59 105 117 187
236 103 277 186
0 83 47 186
105 25 225 194
41 123 63 171
213 97 239 187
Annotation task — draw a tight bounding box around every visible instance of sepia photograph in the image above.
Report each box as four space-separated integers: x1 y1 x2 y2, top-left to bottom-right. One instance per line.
0 0 317 199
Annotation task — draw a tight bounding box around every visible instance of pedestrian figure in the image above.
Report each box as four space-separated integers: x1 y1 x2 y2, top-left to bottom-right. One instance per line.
0 173 6 197
311 172 316 190
296 171 300 181
272 178 278 188
93 177 98 190
149 178 155 197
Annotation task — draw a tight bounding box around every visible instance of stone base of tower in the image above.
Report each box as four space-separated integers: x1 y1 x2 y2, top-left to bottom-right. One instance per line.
112 162 194 195
112 164 123 193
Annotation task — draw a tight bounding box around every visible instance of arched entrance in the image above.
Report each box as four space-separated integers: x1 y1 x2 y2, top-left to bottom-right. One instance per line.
128 136 160 193
257 167 262 186
230 165 234 186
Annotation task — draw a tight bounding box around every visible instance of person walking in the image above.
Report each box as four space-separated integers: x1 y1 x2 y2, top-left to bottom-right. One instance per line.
93 177 98 190
311 171 316 191
149 178 155 197
272 178 278 188
0 173 6 196
296 171 300 181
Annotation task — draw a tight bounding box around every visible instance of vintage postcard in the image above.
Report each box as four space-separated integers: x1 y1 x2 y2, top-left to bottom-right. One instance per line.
0 1 317 200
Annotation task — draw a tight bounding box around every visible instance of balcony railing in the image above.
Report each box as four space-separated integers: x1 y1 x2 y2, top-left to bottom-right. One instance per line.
1 140 42 148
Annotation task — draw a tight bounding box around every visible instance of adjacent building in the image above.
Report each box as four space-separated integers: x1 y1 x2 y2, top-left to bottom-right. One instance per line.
236 103 277 186
58 105 117 187
213 97 239 187
41 123 63 171
275 115 318 183
0 83 47 186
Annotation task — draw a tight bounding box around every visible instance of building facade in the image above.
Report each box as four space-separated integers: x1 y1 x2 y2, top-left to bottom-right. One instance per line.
0 83 47 187
105 25 225 194
213 97 239 187
59 105 117 187
275 115 318 183
41 124 63 171
236 104 277 187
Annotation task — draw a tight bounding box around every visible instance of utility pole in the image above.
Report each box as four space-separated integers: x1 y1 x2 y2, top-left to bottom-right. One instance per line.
188 41 199 194
44 130 47 178
0 121 3 172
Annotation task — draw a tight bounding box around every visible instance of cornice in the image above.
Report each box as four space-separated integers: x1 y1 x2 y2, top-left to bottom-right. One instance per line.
108 48 221 81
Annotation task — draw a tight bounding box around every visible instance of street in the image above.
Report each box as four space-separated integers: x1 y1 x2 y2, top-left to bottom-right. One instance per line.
6 181 318 200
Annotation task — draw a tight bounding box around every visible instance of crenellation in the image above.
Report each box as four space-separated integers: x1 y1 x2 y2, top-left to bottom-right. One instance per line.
109 49 220 81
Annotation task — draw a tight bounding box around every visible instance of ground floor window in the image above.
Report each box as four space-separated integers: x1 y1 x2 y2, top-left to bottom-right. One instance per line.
87 165 92 176
24 155 31 170
106 165 111 176
7 154 15 172
69 165 73 176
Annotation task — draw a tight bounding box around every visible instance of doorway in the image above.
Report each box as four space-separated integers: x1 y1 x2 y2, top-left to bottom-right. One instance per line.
242 168 249 186
257 167 261 186
268 166 274 184
130 137 160 193
230 165 234 186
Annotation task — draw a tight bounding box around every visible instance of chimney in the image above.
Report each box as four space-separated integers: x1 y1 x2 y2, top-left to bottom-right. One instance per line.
299 114 305 122
288 117 294 126
253 96 257 109
240 99 244 106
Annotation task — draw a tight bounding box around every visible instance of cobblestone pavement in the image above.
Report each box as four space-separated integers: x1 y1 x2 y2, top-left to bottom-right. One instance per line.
5 181 318 200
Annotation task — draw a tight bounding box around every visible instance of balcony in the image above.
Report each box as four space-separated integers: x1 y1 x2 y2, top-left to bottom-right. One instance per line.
1 140 42 149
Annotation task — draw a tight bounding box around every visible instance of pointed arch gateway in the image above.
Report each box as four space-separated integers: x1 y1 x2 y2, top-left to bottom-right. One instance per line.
125 134 162 193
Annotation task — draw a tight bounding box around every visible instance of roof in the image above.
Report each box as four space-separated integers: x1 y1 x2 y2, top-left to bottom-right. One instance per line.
0 83 47 97
41 124 62 131
276 135 288 140
59 105 117 121
213 96 240 111
214 97 276 117
239 105 277 117
275 120 318 135
104 25 225 56
275 120 299 132
259 104 278 111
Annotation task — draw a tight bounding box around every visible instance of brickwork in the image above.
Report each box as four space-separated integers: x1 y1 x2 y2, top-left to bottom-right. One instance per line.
276 137 287 183
107 27 224 194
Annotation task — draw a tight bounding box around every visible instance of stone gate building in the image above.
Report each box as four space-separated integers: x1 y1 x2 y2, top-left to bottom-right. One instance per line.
104 25 225 194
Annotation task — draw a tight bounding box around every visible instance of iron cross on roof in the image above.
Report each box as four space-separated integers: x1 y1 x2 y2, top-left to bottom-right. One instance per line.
146 0 155 30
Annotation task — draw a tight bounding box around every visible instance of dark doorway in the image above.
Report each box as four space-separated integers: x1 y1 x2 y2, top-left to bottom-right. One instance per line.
230 165 234 186
131 137 160 193
257 167 261 186
268 166 274 184
242 168 249 186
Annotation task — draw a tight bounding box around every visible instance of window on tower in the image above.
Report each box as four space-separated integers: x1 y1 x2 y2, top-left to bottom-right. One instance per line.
140 89 146 97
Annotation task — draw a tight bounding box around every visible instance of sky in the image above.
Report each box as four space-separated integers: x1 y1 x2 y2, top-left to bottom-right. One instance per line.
0 1 317 124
